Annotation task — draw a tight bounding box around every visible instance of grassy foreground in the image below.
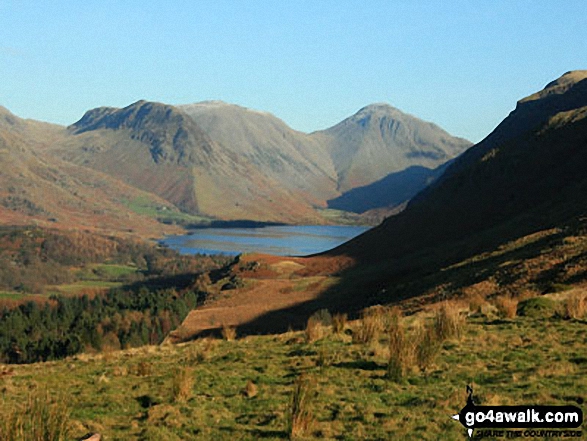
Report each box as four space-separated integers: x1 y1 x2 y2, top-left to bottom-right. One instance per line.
0 300 585 440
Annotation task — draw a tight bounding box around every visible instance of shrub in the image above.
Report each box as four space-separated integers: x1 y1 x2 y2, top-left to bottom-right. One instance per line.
494 296 518 319
287 375 315 440
517 297 557 318
563 291 587 319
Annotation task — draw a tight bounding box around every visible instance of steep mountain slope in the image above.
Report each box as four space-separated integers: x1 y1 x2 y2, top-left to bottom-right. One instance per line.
50 100 469 224
0 107 179 236
52 101 332 224
313 103 472 192
331 71 587 272
326 163 450 214
180 101 338 203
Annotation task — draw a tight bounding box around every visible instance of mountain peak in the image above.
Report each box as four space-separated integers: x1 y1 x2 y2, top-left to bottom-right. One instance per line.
521 70 587 104
180 101 273 118
354 103 405 119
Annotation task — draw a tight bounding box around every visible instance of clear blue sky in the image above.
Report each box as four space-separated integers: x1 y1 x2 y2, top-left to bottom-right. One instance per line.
1 0 585 143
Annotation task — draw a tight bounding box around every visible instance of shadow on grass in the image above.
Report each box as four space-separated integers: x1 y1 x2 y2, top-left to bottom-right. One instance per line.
333 360 385 371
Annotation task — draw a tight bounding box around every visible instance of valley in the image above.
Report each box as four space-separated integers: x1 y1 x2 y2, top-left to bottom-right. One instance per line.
0 70 586 440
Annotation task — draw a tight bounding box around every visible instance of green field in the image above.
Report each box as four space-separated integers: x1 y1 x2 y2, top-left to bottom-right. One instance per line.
124 197 213 227
1 302 584 440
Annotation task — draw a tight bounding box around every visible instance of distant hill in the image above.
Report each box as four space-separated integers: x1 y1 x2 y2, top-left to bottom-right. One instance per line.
326 163 450 214
0 106 178 236
331 71 587 274
313 103 471 192
1 99 470 228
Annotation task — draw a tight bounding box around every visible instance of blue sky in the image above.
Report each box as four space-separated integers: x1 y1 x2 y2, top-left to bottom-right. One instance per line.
1 0 585 143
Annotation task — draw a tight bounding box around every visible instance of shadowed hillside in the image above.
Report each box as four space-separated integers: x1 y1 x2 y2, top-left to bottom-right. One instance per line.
184 71 587 338
331 71 587 261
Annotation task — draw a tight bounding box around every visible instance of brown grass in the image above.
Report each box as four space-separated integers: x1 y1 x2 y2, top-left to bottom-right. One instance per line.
305 316 324 343
387 308 414 381
172 366 194 403
414 324 442 372
494 295 518 319
221 324 237 341
433 302 465 341
0 388 71 441
243 380 258 398
331 312 347 334
287 374 316 440
352 306 388 344
563 291 587 319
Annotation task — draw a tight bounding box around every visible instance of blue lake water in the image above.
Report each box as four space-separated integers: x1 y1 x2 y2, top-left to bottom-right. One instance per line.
161 225 369 256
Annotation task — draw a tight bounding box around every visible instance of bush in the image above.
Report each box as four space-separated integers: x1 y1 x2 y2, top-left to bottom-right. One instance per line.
517 297 557 318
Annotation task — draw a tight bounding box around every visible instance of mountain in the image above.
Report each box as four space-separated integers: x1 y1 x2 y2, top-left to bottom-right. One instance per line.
313 103 472 192
51 101 333 224
326 163 450 214
0 106 180 236
330 71 587 274
179 101 338 203
3 99 470 227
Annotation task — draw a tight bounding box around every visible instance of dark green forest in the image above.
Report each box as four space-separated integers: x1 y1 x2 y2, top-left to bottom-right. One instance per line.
0 226 233 364
0 287 200 364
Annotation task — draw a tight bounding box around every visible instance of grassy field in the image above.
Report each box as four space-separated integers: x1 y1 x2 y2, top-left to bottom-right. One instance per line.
1 298 585 440
124 196 213 227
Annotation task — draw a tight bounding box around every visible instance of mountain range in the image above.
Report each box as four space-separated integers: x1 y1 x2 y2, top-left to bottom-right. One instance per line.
328 70 587 293
0 100 471 230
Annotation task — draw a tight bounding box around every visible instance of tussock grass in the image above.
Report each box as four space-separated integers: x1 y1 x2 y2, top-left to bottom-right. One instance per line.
0 297 585 440
563 291 587 319
171 366 193 403
287 374 316 440
414 324 442 372
0 389 70 441
331 312 347 334
243 380 258 398
494 295 518 319
433 302 465 340
221 324 237 341
387 308 413 381
352 305 388 344
305 316 324 343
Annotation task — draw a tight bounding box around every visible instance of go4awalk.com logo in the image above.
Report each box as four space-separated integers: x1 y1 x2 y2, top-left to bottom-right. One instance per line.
452 386 583 438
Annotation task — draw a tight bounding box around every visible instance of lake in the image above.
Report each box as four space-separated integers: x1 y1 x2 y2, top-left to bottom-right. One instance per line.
161 225 369 256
